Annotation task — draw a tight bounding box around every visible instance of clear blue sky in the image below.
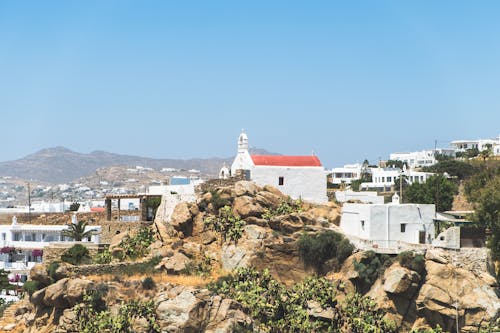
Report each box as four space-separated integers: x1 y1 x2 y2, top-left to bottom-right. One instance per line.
1 1 499 168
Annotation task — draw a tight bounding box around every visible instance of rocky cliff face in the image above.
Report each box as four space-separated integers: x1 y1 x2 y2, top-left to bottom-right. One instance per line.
1 180 498 333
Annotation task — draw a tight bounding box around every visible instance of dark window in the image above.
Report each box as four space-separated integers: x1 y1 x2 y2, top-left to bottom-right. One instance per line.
400 224 406 233
361 220 365 230
278 177 284 186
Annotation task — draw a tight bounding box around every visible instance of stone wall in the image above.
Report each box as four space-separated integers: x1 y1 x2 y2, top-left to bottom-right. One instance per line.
196 174 245 194
43 242 109 263
59 260 153 277
97 221 150 243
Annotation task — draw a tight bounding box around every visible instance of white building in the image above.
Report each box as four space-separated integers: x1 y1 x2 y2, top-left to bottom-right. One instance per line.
451 135 500 155
360 166 434 191
0 216 100 272
340 198 436 249
389 148 455 168
229 131 328 203
330 163 362 185
335 190 384 204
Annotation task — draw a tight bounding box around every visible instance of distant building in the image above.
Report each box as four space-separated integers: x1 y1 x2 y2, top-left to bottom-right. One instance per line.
340 197 436 249
451 135 500 155
330 163 363 185
228 131 328 203
0 216 100 272
360 166 434 191
389 148 455 168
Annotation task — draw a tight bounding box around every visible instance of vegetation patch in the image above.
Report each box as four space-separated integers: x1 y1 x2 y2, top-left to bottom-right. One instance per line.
204 205 245 243
396 251 426 273
94 249 113 264
353 251 393 292
262 198 303 220
61 244 91 265
75 291 160 333
297 230 354 274
208 267 397 332
117 227 155 260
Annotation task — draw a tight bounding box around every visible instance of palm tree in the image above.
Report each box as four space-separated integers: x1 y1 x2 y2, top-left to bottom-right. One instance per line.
62 220 98 242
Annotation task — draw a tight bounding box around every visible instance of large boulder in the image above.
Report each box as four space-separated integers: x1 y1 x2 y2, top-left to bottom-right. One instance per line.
155 288 210 332
29 264 51 287
232 196 264 219
155 252 191 273
383 264 420 296
205 296 253 332
170 202 194 236
43 278 94 309
416 260 500 332
234 181 259 197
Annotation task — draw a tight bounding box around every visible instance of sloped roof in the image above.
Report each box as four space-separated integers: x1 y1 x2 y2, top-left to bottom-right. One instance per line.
251 155 322 167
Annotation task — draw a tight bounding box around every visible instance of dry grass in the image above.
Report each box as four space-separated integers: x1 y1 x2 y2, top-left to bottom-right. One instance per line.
84 268 226 288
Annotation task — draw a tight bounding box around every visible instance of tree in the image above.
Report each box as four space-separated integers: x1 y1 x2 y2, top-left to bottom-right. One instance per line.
423 160 478 180
467 174 500 260
69 202 80 212
386 160 406 169
479 144 493 161
404 174 458 212
62 220 98 241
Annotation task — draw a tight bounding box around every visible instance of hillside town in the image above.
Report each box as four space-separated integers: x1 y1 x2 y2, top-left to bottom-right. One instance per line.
0 131 497 332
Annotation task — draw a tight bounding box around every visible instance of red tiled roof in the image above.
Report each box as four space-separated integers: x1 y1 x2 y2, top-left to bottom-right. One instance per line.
251 155 322 167
90 207 105 212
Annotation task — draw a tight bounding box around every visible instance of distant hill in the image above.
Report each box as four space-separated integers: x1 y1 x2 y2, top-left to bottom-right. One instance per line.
0 146 279 184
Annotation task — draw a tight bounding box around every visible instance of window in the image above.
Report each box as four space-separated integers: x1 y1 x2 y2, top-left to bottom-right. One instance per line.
1 233 5 241
13 232 21 241
361 220 365 231
278 177 284 186
400 224 406 233
387 177 392 182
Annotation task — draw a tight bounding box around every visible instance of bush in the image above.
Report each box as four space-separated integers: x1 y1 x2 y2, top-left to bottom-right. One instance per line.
47 261 61 282
94 249 113 264
297 230 354 274
141 277 156 290
208 267 397 332
118 228 155 260
397 251 426 273
23 280 41 296
61 244 91 265
353 251 393 292
204 206 245 243
121 256 162 276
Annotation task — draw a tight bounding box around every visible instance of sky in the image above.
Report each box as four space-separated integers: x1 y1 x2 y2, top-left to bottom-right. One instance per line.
0 1 499 168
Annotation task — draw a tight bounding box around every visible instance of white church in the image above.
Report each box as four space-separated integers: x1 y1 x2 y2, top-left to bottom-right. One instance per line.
221 131 328 203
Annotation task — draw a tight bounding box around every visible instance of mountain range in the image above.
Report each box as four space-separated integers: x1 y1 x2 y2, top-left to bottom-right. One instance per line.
0 147 277 184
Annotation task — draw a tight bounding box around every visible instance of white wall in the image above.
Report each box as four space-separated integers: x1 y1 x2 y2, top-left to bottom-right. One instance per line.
340 203 435 248
251 166 327 203
335 190 384 204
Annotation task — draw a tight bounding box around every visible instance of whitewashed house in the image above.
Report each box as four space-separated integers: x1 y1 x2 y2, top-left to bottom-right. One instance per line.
330 163 363 185
360 166 434 191
229 131 328 203
340 196 436 249
389 148 455 168
451 135 500 155
0 216 100 272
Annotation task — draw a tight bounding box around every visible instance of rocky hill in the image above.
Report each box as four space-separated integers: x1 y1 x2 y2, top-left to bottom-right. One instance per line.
1 181 498 332
0 147 279 184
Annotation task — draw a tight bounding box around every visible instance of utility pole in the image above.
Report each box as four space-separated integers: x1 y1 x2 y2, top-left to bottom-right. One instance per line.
27 182 31 223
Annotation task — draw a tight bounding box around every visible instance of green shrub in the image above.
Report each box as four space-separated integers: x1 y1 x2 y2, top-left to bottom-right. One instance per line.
353 251 393 292
141 277 156 290
75 293 160 333
397 251 426 273
23 280 41 296
297 230 354 274
118 227 155 260
94 249 113 264
61 244 91 265
47 261 61 282
209 190 230 212
204 206 245 243
208 267 396 332
121 256 162 276
181 255 213 277
262 198 303 220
